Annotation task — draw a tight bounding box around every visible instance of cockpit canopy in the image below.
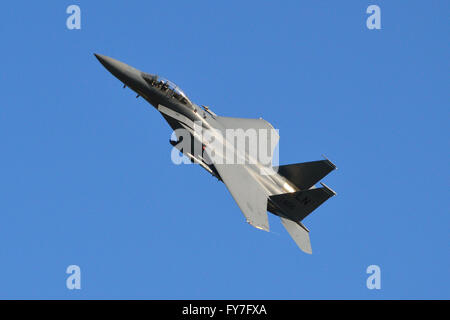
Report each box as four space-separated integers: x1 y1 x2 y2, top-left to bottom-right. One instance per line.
142 73 192 106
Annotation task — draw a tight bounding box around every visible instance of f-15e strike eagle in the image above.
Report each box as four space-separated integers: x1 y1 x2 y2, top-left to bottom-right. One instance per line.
95 53 336 253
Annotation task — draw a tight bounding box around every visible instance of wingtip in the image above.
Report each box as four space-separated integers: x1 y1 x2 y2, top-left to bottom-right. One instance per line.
321 154 338 170
246 219 270 232
320 182 337 196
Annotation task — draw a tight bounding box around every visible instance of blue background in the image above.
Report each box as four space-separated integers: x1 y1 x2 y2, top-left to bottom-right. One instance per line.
0 1 448 299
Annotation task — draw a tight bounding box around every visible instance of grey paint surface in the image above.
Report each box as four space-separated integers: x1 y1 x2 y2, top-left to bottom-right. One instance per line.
95 54 336 253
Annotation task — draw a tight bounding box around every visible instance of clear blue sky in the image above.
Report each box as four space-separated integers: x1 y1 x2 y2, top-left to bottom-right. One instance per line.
0 1 448 299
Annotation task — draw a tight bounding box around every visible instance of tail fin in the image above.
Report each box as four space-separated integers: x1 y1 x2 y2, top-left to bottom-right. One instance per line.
271 183 336 254
273 157 336 253
275 158 336 190
280 217 312 254
269 183 336 222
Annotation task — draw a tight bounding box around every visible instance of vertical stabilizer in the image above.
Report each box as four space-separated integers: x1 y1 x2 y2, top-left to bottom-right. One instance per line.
280 217 312 254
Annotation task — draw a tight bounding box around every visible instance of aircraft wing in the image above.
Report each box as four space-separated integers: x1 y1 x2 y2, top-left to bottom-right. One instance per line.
213 163 269 231
213 116 279 166
205 116 277 231
214 116 279 137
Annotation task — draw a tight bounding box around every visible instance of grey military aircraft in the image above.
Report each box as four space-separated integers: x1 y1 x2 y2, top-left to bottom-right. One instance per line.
95 53 336 253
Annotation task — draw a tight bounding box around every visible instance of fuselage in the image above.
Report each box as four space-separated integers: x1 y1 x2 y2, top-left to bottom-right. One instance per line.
94 54 298 202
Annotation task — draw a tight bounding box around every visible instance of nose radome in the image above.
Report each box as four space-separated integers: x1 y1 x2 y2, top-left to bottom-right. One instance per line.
94 53 129 76
94 53 119 67
94 53 107 65
94 53 143 88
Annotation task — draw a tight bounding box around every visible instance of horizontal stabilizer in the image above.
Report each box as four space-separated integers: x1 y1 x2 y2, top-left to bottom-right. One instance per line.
269 183 336 222
275 159 336 190
280 217 312 254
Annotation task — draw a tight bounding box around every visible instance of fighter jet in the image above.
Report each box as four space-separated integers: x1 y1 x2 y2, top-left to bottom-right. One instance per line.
94 53 336 253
